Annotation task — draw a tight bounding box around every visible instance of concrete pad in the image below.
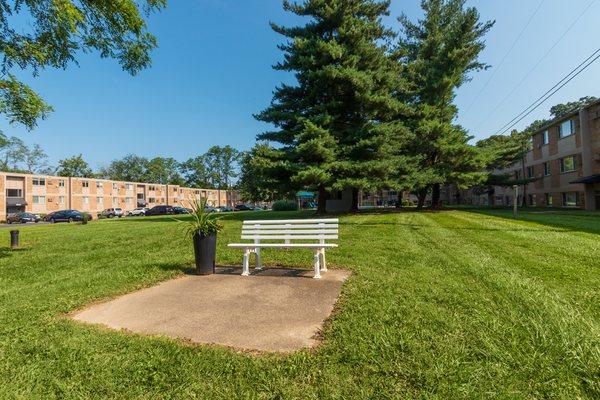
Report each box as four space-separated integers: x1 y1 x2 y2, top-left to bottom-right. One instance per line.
72 267 350 353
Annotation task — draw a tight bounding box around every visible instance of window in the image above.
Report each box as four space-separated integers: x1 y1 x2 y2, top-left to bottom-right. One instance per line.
562 192 579 207
97 197 103 204
112 197 118 205
32 178 46 186
58 196 65 204
528 194 535 206
541 130 549 145
96 181 103 189
125 197 132 204
125 183 134 190
6 189 23 197
560 156 577 173
545 193 553 206
58 179 65 187
33 195 46 204
113 183 118 190
83 196 89 204
543 162 551 176
558 119 574 138
148 197 156 203
82 181 89 188
527 166 535 178
149 186 156 191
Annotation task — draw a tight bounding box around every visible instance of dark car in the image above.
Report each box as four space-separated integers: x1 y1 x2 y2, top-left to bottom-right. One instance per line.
7 212 41 224
145 205 174 216
234 204 253 211
172 206 191 215
44 210 85 223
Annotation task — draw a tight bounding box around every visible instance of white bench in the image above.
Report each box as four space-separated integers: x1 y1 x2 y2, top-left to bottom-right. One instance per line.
228 219 339 279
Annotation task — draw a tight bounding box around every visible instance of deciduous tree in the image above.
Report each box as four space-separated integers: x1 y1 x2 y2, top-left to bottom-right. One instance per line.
56 154 93 178
0 0 166 129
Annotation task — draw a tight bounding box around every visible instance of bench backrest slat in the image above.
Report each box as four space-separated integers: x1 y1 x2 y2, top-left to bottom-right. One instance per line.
240 218 338 244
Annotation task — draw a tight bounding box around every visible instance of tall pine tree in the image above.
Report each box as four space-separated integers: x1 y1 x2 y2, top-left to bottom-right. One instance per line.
397 0 493 208
255 0 411 213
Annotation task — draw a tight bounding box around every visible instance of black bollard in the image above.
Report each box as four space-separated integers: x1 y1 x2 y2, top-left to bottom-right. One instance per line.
10 230 19 249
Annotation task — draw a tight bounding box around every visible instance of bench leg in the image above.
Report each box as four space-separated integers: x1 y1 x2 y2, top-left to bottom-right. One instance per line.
313 250 321 279
319 249 327 272
255 248 262 270
242 249 250 276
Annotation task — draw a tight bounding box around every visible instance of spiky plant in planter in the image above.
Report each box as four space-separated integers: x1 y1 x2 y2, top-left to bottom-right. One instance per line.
181 198 223 275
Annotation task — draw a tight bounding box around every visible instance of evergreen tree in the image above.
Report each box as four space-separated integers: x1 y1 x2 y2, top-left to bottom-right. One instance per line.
397 0 493 208
256 0 410 213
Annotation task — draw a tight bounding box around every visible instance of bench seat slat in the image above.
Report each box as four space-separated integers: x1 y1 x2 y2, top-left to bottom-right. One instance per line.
242 229 338 235
241 235 338 240
228 243 338 248
242 224 338 229
242 219 338 224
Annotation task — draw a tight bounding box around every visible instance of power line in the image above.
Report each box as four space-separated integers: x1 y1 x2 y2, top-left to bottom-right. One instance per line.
493 47 600 135
474 0 598 132
463 0 545 114
492 47 600 135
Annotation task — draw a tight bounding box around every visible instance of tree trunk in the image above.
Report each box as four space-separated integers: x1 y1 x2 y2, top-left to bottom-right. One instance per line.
350 187 359 213
431 183 441 209
317 185 327 214
416 188 427 210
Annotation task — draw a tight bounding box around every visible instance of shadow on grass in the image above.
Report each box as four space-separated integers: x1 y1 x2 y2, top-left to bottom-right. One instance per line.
456 207 600 236
0 246 31 259
152 262 322 279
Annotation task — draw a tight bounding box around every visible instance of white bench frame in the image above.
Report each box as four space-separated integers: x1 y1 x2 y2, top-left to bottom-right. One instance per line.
228 218 339 279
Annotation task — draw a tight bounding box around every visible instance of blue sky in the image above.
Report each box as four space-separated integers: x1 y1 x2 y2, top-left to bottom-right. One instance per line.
2 0 599 168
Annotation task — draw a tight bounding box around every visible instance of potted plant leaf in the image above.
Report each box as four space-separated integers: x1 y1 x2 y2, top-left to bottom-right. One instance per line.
180 198 223 275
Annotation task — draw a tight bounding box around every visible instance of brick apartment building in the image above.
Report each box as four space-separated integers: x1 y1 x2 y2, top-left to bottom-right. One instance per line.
443 99 600 210
0 171 236 220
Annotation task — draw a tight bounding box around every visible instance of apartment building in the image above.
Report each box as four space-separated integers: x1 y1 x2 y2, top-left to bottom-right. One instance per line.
443 99 600 210
0 172 234 220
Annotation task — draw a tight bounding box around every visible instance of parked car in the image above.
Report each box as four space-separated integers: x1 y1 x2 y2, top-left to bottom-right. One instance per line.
205 206 218 213
172 206 191 214
253 207 264 211
7 212 41 224
44 210 85 223
218 206 234 212
98 208 124 219
234 204 253 211
145 205 174 216
128 207 148 217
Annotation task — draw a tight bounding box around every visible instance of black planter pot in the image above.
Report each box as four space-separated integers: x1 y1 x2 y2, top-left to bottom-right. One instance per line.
193 233 217 275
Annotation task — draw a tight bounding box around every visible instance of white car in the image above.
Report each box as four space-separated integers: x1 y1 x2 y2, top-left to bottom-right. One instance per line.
128 207 148 217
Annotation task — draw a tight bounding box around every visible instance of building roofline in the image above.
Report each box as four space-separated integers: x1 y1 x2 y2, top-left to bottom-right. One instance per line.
0 171 228 193
531 98 600 135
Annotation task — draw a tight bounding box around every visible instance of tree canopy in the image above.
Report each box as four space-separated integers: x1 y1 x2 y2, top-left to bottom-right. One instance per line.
56 154 93 178
0 0 165 129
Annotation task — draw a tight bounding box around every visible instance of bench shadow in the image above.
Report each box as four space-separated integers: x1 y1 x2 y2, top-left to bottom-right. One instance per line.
152 262 316 279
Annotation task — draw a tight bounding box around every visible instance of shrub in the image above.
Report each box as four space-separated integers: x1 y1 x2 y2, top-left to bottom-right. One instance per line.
402 199 416 207
272 200 298 211
180 198 223 237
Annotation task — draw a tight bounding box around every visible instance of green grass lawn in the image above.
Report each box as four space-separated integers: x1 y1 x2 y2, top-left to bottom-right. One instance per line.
0 209 598 399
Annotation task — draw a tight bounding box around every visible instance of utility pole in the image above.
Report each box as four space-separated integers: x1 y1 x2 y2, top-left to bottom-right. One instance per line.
512 185 518 219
